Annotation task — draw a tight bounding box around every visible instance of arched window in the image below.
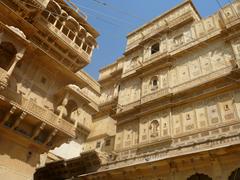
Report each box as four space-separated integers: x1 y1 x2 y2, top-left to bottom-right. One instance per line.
229 168 240 180
151 43 160 55
187 173 212 180
42 1 61 24
64 16 79 40
149 120 159 137
0 42 17 71
150 76 159 90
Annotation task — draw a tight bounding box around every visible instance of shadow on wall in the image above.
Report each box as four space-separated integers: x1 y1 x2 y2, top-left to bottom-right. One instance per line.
0 136 40 167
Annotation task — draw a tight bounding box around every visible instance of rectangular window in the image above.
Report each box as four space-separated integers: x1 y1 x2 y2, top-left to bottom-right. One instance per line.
96 141 101 148
151 43 160 55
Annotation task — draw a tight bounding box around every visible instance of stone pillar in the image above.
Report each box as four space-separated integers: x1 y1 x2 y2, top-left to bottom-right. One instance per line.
32 122 46 140
80 38 86 50
57 93 69 122
74 106 82 128
1 106 17 125
11 112 27 129
7 51 25 76
0 50 25 90
44 129 58 145
60 22 66 32
89 44 94 57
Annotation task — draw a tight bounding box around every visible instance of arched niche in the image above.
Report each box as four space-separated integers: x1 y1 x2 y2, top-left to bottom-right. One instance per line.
0 41 17 70
149 120 159 138
79 26 87 38
63 16 79 40
150 76 159 91
75 27 87 47
228 168 240 180
61 10 68 18
42 0 61 24
47 0 61 15
86 33 97 47
187 173 212 180
66 16 79 32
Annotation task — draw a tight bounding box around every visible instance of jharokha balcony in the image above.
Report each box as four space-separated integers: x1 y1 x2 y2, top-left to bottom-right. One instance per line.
32 0 98 72
0 82 77 152
0 0 98 73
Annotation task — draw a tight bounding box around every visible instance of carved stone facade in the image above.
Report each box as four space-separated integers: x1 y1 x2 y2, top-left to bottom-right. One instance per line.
78 0 240 180
0 0 99 179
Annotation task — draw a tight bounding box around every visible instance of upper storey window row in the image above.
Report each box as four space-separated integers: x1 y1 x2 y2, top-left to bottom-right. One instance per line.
125 2 197 51
41 0 96 55
126 1 240 55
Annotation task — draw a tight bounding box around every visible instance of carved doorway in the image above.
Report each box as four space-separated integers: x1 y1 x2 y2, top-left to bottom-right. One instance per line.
187 173 212 180
229 168 240 180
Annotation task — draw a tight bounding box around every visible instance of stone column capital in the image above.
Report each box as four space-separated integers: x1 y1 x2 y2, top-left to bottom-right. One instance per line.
15 52 24 61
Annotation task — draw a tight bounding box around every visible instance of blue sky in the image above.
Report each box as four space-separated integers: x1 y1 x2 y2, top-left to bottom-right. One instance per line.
72 0 231 79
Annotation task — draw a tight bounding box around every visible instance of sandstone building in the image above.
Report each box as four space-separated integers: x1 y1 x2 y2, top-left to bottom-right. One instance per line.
35 0 240 179
0 0 99 179
2 0 240 180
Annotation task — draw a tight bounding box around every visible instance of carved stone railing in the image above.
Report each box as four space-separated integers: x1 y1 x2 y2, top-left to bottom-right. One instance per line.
99 95 118 107
220 1 240 28
67 85 98 112
99 63 123 81
141 88 171 104
81 87 99 105
168 11 194 29
172 66 233 93
0 67 9 90
0 88 76 138
21 97 76 137
100 122 240 171
34 13 91 66
42 14 90 58
126 11 194 52
117 100 141 113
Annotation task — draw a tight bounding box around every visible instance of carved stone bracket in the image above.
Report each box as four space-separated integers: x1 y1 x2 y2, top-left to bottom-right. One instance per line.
0 69 9 91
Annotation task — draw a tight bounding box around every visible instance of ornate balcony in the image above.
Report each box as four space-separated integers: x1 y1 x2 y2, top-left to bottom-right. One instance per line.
141 88 171 104
117 100 141 114
33 13 94 72
172 66 233 94
0 87 76 151
125 11 195 53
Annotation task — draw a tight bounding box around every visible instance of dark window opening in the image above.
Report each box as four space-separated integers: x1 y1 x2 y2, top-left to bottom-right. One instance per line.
187 173 212 180
105 139 111 146
118 84 121 92
152 79 158 86
41 77 47 84
229 168 240 180
96 141 101 148
151 43 160 55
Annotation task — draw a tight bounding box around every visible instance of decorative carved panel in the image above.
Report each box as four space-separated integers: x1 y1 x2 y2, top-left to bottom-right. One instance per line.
173 112 182 135
207 99 220 125
195 102 208 128
189 58 201 79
